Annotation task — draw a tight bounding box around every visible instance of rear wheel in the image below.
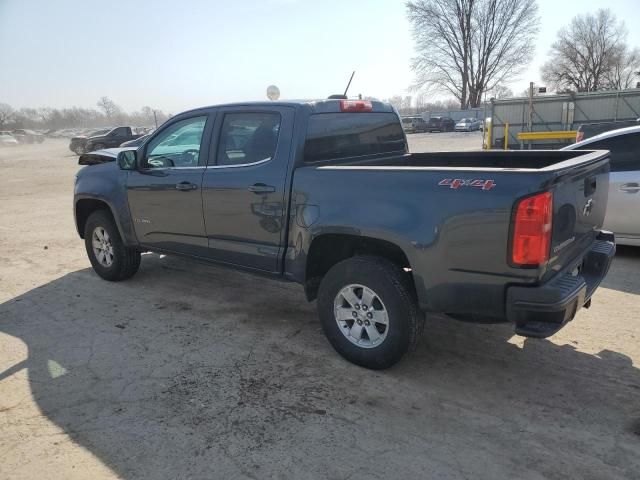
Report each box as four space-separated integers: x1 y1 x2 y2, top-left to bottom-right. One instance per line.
317 256 424 369
84 210 140 281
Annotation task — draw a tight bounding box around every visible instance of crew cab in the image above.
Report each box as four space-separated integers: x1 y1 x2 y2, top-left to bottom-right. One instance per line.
83 126 144 152
74 99 615 369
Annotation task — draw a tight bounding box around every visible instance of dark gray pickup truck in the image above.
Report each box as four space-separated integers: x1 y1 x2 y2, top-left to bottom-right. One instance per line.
80 126 144 154
74 99 615 369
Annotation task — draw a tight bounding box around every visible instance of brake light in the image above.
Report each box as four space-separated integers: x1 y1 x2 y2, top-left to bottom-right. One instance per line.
576 131 584 142
340 100 373 112
511 191 553 266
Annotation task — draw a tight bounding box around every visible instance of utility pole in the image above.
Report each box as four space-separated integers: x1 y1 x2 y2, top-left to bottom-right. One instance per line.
482 91 487 149
153 110 158 129
528 82 534 132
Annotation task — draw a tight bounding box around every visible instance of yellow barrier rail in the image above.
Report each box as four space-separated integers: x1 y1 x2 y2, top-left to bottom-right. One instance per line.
517 131 577 141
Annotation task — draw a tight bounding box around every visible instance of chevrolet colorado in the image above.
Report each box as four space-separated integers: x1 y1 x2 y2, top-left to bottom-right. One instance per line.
74 99 615 369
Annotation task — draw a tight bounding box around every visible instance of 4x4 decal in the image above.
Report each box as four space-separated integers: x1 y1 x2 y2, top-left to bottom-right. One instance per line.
438 179 496 190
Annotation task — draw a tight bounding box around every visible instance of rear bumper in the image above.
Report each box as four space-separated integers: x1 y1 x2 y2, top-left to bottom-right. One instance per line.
506 231 615 338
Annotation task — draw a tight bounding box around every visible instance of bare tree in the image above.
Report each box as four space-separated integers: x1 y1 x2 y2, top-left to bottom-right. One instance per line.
140 106 155 123
0 103 14 130
96 96 120 119
407 0 539 109
541 9 637 92
605 46 640 90
490 85 514 99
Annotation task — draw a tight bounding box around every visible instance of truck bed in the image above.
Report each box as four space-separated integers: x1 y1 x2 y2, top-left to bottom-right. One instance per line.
291 148 610 320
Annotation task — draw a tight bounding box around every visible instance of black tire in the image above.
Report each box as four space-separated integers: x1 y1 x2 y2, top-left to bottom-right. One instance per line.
84 210 141 281
317 256 424 370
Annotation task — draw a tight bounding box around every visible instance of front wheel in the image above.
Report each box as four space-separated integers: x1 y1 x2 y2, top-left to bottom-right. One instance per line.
84 210 141 281
317 256 424 369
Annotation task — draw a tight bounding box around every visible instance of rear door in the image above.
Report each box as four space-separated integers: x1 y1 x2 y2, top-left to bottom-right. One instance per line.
126 113 214 256
574 133 640 241
201 106 294 272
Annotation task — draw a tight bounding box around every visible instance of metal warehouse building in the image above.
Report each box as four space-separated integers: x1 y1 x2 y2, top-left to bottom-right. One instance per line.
488 88 640 149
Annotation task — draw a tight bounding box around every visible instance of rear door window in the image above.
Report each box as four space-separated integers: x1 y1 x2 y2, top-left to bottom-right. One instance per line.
304 113 405 163
216 113 281 166
578 133 640 172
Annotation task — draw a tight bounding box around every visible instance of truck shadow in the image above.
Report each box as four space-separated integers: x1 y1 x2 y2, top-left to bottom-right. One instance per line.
1 254 639 478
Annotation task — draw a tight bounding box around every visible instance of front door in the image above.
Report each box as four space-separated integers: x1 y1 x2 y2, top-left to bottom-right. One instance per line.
201 107 294 272
126 114 213 256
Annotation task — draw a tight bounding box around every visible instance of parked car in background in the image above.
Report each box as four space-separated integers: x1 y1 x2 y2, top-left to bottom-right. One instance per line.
120 134 150 148
412 117 428 133
69 128 111 155
12 129 45 144
74 98 614 369
576 119 640 143
84 126 144 152
427 116 455 132
455 118 482 132
401 116 414 132
0 131 19 146
563 125 640 246
402 116 428 133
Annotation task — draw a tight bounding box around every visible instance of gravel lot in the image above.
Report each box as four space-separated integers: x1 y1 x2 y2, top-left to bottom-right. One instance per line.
1 137 639 479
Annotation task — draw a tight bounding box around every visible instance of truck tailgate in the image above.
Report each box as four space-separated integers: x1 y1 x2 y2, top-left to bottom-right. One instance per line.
544 152 610 279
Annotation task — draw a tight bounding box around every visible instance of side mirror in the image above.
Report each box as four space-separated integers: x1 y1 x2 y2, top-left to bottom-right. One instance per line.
117 150 137 170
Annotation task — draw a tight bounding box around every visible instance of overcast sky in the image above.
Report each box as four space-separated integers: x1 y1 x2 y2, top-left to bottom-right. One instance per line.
1 0 639 113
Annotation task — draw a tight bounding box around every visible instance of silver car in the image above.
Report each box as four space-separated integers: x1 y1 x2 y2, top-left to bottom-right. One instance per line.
455 118 482 132
562 125 640 246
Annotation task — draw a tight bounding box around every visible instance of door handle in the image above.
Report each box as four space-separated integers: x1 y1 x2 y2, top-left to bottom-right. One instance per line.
248 183 275 194
619 183 640 193
175 181 198 191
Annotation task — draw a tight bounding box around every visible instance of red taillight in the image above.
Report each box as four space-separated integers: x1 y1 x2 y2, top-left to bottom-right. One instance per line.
340 100 373 112
511 191 553 266
576 131 584 142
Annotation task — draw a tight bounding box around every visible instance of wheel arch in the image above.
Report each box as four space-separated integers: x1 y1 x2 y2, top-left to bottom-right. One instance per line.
75 197 121 240
303 233 416 301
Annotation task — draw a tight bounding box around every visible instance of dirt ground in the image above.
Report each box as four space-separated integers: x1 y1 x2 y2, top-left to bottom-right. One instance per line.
1 137 639 480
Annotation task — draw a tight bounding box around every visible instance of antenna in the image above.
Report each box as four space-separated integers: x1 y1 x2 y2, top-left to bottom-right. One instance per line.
343 71 355 97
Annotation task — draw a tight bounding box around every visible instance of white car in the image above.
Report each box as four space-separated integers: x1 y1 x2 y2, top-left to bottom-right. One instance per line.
455 118 482 131
562 125 640 246
0 131 19 146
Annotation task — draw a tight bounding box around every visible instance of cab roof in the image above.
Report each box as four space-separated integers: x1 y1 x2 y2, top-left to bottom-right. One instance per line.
176 99 396 117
